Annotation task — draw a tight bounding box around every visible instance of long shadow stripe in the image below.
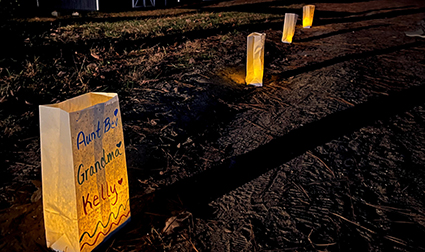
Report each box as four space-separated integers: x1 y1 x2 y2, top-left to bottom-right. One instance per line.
156 82 425 217
276 41 423 80
297 24 390 43
316 7 425 26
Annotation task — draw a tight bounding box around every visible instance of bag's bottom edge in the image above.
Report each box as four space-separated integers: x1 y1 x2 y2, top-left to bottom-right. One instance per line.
91 216 132 252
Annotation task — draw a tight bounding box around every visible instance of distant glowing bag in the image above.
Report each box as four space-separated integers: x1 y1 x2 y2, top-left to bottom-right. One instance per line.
303 5 315 28
246 32 266 86
39 92 131 252
282 13 298 43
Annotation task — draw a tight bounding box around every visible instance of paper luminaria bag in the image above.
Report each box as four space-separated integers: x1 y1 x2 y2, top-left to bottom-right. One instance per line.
303 5 315 28
39 92 131 252
282 13 299 43
246 32 266 86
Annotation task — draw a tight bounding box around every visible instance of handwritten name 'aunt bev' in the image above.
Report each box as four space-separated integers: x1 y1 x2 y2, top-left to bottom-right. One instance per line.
76 109 119 150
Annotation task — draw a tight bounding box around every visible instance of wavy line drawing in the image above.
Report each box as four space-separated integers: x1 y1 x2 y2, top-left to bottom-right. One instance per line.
80 210 130 251
79 199 130 242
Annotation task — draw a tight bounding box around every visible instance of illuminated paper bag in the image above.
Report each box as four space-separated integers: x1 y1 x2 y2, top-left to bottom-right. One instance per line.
303 5 315 28
282 13 298 43
39 92 131 252
246 32 266 86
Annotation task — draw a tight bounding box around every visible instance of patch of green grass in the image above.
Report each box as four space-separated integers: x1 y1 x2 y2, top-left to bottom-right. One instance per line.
48 11 283 42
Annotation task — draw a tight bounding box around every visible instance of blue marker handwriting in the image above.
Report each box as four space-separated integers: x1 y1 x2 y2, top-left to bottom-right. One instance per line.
76 109 119 150
77 141 123 186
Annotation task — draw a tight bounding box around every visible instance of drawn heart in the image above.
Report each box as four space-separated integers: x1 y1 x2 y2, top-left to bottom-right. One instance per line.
116 141 122 148
118 178 123 185
114 109 118 116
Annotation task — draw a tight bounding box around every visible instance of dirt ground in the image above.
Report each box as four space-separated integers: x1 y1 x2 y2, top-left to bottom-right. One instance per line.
1 0 425 251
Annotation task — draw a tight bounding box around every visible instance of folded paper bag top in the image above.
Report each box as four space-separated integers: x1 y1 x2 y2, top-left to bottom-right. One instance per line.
246 32 266 87
282 13 298 43
39 92 131 252
303 5 315 28
47 92 116 113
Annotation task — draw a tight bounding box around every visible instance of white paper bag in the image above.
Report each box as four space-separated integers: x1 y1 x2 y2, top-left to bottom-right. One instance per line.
303 5 315 28
282 13 298 43
246 32 266 86
39 92 131 252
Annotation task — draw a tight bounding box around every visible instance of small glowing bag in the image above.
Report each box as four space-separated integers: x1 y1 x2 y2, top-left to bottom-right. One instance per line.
303 5 315 28
282 13 298 43
246 32 266 86
39 92 131 252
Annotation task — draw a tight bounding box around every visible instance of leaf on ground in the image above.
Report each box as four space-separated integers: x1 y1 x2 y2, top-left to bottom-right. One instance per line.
91 52 101 60
30 188 41 203
162 211 192 236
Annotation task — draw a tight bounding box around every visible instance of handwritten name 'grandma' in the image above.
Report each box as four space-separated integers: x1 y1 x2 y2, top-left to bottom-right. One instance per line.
77 147 122 185
76 116 118 150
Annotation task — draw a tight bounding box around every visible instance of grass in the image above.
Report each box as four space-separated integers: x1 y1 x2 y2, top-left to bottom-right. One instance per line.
48 11 283 42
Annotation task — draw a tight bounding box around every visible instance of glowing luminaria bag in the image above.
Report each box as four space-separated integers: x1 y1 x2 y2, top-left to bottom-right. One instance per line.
246 32 266 86
303 5 315 28
39 92 131 252
282 13 298 43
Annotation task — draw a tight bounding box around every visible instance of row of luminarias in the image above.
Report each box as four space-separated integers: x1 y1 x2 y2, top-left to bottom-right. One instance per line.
246 5 315 86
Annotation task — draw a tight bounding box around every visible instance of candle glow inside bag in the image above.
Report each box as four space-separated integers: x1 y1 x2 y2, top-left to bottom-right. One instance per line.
303 5 315 28
282 13 299 43
246 32 266 86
